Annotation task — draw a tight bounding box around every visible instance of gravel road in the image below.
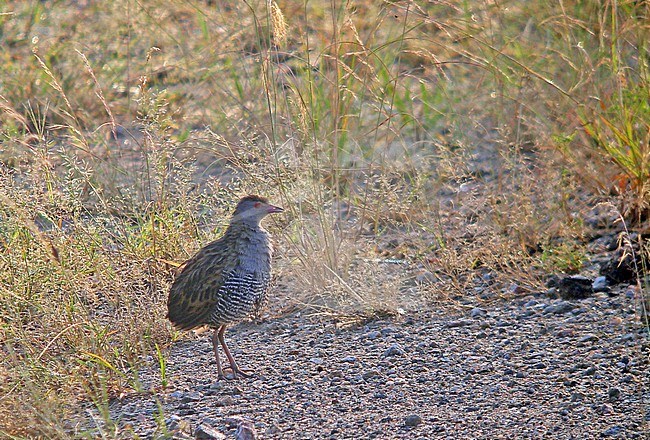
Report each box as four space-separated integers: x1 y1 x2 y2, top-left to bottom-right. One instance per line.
102 285 648 439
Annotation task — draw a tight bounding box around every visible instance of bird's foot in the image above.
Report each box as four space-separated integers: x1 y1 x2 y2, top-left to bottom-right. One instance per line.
222 366 254 379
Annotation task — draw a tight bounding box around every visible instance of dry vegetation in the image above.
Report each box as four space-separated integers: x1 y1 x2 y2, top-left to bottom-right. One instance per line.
0 0 648 436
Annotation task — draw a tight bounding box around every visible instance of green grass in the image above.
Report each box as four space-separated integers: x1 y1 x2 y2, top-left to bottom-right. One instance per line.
0 0 648 436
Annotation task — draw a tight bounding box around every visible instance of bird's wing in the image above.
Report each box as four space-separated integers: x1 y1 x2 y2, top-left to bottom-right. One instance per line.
166 238 233 330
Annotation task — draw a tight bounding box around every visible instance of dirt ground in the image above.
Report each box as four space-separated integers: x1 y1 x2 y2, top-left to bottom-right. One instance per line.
97 280 647 439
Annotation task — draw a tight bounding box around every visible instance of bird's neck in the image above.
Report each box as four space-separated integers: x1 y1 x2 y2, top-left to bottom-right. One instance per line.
226 220 264 234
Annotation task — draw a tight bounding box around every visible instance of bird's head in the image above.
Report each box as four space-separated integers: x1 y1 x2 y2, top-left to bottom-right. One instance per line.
231 195 284 225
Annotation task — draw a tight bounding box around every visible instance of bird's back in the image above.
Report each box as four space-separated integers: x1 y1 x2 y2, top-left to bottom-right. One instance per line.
167 234 233 330
166 225 273 330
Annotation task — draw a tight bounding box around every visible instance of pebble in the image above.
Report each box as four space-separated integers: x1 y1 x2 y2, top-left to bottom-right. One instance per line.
366 330 381 340
362 370 380 380
470 307 486 318
404 414 423 427
524 299 538 307
180 391 201 403
235 420 258 440
601 426 623 437
608 387 621 401
195 424 227 440
583 366 597 376
578 334 598 343
445 319 472 328
592 276 609 292
106 262 644 439
382 344 405 358
543 301 576 315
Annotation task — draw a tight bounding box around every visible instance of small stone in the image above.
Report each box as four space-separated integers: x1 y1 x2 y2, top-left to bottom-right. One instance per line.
181 391 201 403
556 328 574 338
195 424 227 440
543 301 576 315
404 414 422 427
592 276 609 292
598 403 614 414
329 370 343 378
508 283 525 294
224 417 244 429
214 396 235 407
524 299 538 308
310 357 323 365
366 330 381 340
363 370 380 380
570 392 584 402
166 415 191 434
341 356 357 363
601 426 623 437
265 425 281 435
583 366 597 376
578 334 598 343
445 319 472 328
470 308 486 318
235 420 258 440
608 387 621 402
382 344 405 358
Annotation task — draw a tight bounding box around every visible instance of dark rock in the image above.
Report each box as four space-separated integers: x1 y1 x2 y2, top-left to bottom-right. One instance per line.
608 387 621 402
600 249 638 284
546 274 562 288
404 414 422 427
556 275 593 299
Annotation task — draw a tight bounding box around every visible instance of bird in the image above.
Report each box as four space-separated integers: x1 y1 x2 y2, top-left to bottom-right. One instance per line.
166 195 283 379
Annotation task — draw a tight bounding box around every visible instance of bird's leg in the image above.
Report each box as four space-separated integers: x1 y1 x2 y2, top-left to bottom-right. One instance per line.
211 326 226 380
217 325 252 379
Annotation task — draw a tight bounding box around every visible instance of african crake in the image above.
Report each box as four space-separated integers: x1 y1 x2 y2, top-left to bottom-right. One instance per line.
167 195 283 379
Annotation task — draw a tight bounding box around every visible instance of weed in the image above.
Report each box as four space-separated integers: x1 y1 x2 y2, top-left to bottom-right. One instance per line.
0 0 647 436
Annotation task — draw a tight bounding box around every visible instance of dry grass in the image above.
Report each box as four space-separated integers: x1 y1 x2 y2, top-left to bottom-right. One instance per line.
0 0 648 436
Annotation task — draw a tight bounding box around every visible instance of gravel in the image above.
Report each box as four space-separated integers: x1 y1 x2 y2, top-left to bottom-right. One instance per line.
101 287 647 439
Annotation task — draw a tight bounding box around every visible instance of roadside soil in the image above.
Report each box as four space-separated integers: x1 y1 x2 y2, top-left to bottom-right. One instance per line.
101 282 648 439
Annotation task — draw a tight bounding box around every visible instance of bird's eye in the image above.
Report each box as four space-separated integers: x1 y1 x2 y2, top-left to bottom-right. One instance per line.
254 202 261 208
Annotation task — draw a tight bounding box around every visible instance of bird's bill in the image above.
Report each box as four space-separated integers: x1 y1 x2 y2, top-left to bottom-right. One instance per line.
266 204 284 214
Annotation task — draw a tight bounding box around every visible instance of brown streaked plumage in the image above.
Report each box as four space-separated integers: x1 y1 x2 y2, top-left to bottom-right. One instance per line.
167 195 283 379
